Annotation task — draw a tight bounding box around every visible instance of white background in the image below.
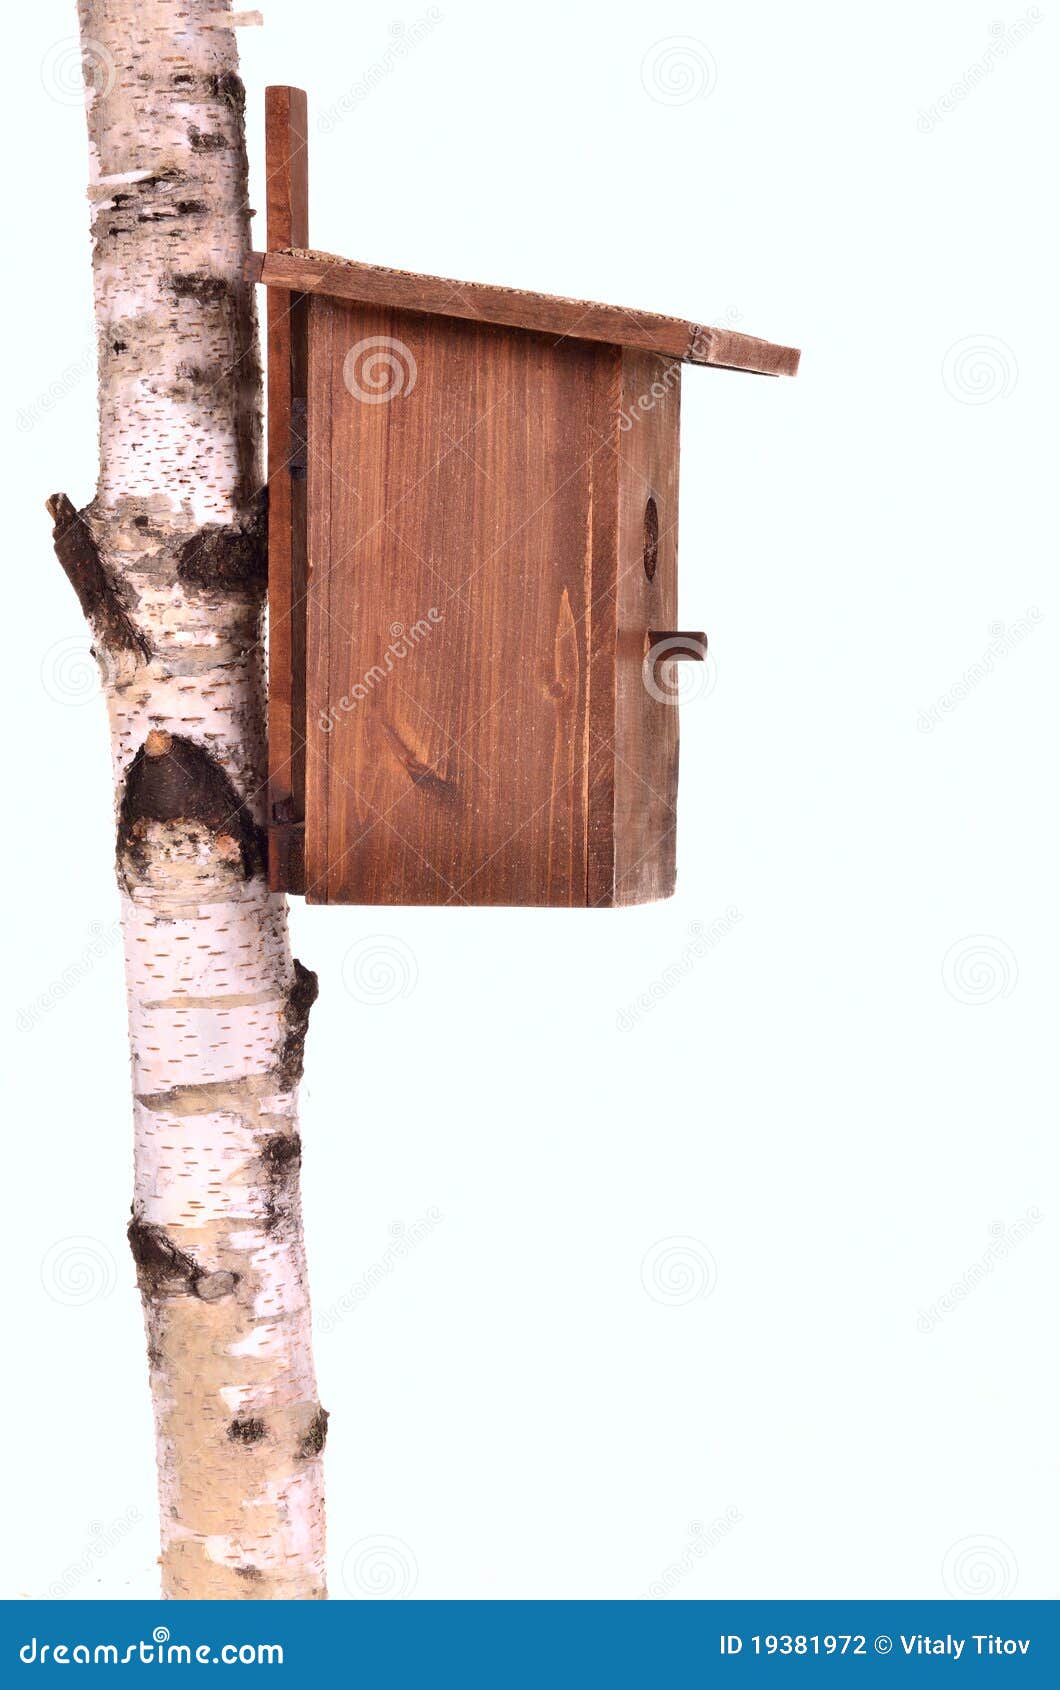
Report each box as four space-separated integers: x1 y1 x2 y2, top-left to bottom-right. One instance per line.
6 0 1056 1601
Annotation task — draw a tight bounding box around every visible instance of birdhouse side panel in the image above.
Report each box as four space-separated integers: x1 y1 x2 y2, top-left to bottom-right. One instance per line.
611 350 681 906
304 296 615 905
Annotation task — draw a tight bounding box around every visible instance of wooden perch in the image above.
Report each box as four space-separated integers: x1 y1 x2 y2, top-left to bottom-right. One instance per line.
649 631 708 660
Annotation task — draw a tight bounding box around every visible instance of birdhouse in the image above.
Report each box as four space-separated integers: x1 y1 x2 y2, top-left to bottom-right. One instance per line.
256 88 799 908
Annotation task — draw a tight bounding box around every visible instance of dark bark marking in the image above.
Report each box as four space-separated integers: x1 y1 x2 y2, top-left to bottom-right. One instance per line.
296 1408 329 1460
278 962 318 1091
260 1132 302 1234
210 71 246 115
171 272 233 303
127 1212 194 1293
112 170 184 199
261 1133 302 1170
188 127 229 152
117 733 264 881
128 1213 239 1301
228 1416 267 1445
45 494 150 661
103 172 190 241
177 490 266 592
128 1216 186 1294
170 71 244 112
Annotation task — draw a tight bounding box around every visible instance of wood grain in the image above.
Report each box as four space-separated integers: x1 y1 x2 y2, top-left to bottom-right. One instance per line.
304 299 606 905
256 248 801 377
608 352 682 907
264 86 309 892
302 307 687 905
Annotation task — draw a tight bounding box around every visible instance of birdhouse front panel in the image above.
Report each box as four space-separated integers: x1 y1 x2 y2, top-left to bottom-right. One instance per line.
302 295 680 907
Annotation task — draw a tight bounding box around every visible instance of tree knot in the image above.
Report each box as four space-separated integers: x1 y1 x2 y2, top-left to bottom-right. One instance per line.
45 493 150 664
296 1407 329 1460
117 733 264 883
277 961 318 1090
127 1212 238 1302
176 490 267 593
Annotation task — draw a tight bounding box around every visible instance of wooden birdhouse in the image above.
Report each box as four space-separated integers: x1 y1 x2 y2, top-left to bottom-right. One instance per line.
257 87 799 908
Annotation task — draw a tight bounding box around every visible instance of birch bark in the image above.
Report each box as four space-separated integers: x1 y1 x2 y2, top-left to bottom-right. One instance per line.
47 0 327 1599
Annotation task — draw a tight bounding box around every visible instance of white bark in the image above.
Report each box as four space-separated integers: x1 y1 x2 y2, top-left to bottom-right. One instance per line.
48 0 327 1598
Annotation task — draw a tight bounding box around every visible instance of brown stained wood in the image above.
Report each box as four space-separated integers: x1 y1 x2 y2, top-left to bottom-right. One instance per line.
606 352 683 907
260 86 798 906
302 309 686 907
303 297 333 903
583 348 623 907
256 249 801 377
304 297 605 906
648 631 707 659
265 86 309 892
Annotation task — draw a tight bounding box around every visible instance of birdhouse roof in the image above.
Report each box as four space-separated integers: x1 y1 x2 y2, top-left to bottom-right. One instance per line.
251 247 800 377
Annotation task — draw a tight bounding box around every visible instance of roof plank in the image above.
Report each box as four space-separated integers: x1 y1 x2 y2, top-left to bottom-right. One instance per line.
251 249 800 376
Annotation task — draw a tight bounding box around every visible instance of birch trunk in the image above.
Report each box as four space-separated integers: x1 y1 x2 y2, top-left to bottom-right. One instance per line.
46 0 327 1598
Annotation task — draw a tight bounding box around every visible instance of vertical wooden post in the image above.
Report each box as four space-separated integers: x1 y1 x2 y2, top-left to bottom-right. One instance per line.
265 85 309 892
